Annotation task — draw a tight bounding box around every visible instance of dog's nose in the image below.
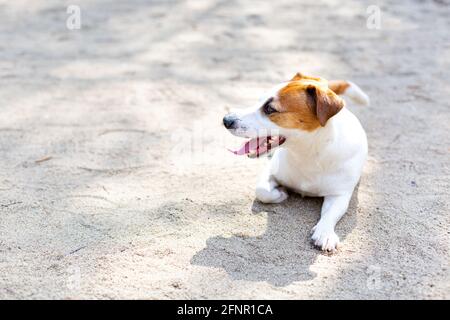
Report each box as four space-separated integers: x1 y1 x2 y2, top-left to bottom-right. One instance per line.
223 115 236 129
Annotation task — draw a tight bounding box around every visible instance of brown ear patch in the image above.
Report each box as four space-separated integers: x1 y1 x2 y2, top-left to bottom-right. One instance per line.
269 82 321 131
328 80 350 95
306 85 344 126
290 72 324 83
290 72 304 81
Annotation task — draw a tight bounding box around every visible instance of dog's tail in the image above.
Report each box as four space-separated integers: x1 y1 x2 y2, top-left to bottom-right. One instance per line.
329 80 370 106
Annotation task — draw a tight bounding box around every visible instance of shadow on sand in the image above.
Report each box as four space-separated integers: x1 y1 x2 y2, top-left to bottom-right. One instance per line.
191 187 359 286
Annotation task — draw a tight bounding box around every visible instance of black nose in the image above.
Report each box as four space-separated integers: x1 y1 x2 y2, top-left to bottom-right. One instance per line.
223 115 236 129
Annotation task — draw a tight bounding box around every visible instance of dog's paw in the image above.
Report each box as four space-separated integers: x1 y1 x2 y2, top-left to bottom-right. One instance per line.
272 187 288 203
255 186 288 204
311 225 340 252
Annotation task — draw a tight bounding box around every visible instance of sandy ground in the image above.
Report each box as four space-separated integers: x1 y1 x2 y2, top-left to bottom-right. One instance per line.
0 0 449 299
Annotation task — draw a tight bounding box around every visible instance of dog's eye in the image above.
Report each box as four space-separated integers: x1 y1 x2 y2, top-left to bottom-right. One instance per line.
264 104 277 115
262 98 277 115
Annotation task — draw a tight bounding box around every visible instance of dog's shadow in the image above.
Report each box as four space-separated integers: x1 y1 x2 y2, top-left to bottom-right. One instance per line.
191 189 359 287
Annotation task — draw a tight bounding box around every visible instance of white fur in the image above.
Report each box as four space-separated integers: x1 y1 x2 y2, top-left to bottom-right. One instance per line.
230 84 368 252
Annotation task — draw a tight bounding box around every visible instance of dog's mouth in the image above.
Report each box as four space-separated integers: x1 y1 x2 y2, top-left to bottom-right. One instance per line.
228 135 286 158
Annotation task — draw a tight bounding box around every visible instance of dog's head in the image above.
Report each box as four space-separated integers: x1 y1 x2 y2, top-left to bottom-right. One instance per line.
223 72 345 157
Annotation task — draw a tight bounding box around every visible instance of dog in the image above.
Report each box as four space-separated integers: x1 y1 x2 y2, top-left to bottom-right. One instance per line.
223 72 369 252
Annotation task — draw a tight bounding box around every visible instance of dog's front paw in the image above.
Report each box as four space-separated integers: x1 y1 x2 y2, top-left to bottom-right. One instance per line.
311 225 340 252
255 186 288 204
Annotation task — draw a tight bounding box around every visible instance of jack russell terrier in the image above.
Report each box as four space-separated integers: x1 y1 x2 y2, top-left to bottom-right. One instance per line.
223 72 369 252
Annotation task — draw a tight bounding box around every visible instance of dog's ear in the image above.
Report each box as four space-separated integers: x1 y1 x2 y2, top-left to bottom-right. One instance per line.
290 72 304 81
306 85 345 126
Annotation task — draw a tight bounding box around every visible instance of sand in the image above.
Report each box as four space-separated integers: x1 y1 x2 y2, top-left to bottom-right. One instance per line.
0 0 449 299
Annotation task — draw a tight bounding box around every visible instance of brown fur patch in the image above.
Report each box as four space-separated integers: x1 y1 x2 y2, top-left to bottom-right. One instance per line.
270 81 321 131
290 72 303 81
307 85 345 126
268 76 345 130
290 72 324 83
291 72 303 81
328 80 350 95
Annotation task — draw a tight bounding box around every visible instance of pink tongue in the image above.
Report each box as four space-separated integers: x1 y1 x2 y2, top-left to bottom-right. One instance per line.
228 137 267 155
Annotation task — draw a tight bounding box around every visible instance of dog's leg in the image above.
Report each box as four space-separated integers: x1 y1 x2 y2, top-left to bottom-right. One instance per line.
311 192 352 252
255 165 288 204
